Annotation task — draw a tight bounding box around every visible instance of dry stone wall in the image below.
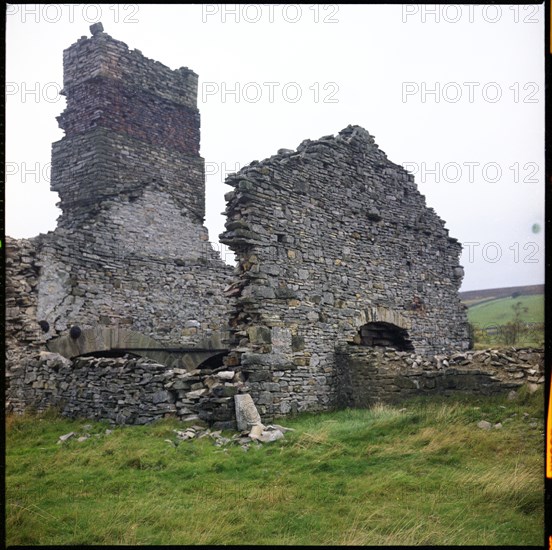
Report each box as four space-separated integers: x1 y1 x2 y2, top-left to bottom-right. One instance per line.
221 125 471 419
53 26 202 227
6 237 42 354
335 346 544 407
6 351 245 429
58 26 199 152
6 348 543 426
51 129 206 226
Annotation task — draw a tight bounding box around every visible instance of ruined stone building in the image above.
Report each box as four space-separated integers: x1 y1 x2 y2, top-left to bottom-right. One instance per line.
220 126 472 416
6 25 542 425
8 23 232 349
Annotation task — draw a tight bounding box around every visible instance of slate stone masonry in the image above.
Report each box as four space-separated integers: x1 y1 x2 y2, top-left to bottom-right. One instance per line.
335 346 544 408
26 26 233 344
53 27 202 225
221 126 471 419
6 348 543 425
7 351 244 428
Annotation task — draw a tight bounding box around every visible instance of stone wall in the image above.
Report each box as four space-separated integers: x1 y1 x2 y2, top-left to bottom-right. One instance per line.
6 351 245 429
51 129 206 226
54 26 202 227
58 27 198 150
335 346 544 408
35 189 231 344
5 237 45 397
62 27 198 111
6 348 543 426
6 24 233 350
6 237 42 353
221 125 470 419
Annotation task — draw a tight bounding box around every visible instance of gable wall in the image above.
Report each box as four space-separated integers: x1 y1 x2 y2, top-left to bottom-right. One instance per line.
221 126 470 418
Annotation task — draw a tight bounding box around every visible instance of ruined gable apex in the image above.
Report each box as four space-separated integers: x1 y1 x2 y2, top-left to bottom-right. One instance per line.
224 125 455 244
221 125 470 417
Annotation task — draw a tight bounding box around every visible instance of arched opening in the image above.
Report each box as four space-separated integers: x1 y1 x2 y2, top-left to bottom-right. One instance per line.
196 351 229 370
354 322 414 351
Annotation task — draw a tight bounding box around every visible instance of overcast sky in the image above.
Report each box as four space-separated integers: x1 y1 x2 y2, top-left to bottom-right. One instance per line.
6 4 545 292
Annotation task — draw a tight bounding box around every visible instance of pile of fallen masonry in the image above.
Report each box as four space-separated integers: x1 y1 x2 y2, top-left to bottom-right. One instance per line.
56 418 293 453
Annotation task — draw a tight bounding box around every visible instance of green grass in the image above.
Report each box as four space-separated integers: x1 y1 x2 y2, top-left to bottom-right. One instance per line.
6 389 544 545
467 295 544 327
467 294 544 348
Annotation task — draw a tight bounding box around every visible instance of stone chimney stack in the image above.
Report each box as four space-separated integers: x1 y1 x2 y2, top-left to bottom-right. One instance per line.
51 23 204 227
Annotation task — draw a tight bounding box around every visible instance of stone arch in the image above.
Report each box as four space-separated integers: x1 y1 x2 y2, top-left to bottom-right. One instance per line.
346 306 414 351
354 321 414 351
46 327 229 370
354 305 411 330
46 327 162 358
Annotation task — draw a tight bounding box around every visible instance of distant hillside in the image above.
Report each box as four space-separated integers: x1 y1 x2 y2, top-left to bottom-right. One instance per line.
465 291 544 348
459 284 544 308
467 294 544 325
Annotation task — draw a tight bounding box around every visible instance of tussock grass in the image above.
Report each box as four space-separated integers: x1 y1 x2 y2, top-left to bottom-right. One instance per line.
6 388 544 545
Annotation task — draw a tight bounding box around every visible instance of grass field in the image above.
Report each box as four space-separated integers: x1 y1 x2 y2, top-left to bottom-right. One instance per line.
466 294 544 348
6 388 544 546
459 284 544 309
467 295 544 327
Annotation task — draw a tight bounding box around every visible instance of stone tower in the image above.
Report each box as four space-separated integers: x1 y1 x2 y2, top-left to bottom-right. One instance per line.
52 22 204 227
33 23 232 343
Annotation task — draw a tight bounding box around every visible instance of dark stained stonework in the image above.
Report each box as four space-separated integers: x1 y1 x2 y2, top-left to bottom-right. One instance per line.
334 346 544 408
7 25 232 352
53 30 202 226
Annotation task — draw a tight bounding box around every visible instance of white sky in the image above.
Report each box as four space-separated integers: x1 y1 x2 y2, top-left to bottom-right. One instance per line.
6 4 545 292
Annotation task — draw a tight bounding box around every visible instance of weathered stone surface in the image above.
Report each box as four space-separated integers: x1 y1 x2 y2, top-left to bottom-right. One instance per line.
256 428 285 443
4 24 545 429
6 25 234 421
216 371 235 381
235 394 262 431
6 24 232 366
220 125 472 419
249 423 265 438
334 346 544 409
